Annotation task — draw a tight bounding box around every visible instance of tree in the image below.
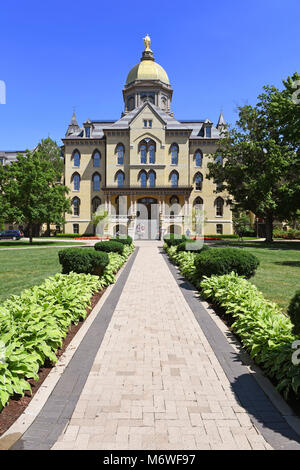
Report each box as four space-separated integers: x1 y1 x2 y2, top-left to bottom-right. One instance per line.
232 211 251 240
92 210 108 236
0 149 71 243
207 73 300 242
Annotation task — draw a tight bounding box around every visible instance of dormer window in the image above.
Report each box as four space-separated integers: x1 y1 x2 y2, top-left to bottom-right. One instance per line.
85 127 90 138
143 120 152 128
206 127 212 138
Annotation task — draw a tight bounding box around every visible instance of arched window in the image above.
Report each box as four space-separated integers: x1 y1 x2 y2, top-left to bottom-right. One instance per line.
195 150 202 167
140 142 147 164
139 170 147 188
72 173 80 191
92 173 101 191
169 195 180 216
116 144 124 165
93 150 100 167
72 197 80 216
170 170 179 187
171 144 178 165
92 197 101 213
194 172 203 191
73 150 80 167
215 197 224 217
148 170 156 188
149 142 156 164
116 171 125 188
194 196 203 207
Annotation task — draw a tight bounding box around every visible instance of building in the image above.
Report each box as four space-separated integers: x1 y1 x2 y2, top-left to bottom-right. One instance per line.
62 35 232 239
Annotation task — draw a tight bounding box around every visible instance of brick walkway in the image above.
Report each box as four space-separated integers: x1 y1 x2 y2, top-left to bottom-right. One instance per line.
51 242 273 450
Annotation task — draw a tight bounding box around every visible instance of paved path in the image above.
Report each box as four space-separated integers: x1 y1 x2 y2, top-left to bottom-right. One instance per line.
51 242 273 450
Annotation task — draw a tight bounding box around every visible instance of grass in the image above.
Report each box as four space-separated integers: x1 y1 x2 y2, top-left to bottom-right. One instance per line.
221 241 300 311
0 240 85 248
0 247 66 302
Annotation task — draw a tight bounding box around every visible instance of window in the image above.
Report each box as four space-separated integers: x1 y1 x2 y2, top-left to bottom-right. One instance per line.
149 143 155 164
73 224 79 234
93 151 100 167
0 158 4 166
148 170 156 188
148 120 152 128
140 143 147 164
194 196 203 207
72 197 80 216
143 120 147 127
216 224 223 234
92 173 100 191
216 155 223 165
171 144 178 165
195 173 203 191
195 150 202 167
73 150 80 167
170 196 180 216
85 127 90 138
139 170 147 188
92 197 101 213
206 127 212 138
170 171 179 187
72 173 80 191
116 171 125 188
215 197 224 217
117 144 124 165
143 119 152 127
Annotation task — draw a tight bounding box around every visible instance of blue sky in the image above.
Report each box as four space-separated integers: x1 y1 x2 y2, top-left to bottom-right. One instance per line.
0 0 299 149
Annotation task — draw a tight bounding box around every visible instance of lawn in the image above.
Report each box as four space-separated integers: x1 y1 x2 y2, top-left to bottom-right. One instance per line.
222 241 300 311
0 240 84 248
0 247 66 302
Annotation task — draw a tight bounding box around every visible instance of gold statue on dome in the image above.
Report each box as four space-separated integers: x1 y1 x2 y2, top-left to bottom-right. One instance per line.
143 34 152 51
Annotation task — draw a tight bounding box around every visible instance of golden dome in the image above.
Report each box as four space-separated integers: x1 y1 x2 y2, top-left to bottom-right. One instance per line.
125 35 170 86
126 61 170 85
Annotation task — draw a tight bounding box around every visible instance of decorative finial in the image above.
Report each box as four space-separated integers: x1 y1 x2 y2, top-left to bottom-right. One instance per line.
143 34 151 52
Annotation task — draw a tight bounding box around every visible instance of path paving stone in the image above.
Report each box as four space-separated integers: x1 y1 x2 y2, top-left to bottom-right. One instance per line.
51 243 274 450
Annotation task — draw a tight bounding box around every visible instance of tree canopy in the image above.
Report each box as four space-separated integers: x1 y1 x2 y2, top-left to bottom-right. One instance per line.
207 72 300 242
0 139 70 242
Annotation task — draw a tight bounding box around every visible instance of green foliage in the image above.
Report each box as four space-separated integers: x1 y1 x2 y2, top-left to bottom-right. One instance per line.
163 234 187 247
195 247 259 279
0 147 71 242
164 245 198 284
94 240 124 255
58 248 109 276
273 228 300 239
177 241 210 253
207 72 300 242
288 290 300 336
0 272 101 410
200 273 300 399
109 236 133 246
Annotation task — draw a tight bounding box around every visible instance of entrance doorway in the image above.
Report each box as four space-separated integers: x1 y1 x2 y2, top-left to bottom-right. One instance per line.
136 197 159 240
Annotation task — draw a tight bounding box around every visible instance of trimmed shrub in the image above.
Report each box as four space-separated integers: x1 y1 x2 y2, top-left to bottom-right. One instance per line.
177 241 210 253
109 236 133 246
195 247 259 279
163 234 187 247
58 248 109 276
288 290 300 336
94 240 124 255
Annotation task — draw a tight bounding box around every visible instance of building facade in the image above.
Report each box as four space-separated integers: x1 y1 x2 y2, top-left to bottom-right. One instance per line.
63 36 232 239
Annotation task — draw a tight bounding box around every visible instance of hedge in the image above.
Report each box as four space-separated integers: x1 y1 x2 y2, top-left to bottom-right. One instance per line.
109 236 133 246
177 241 210 253
163 234 187 247
288 290 300 336
58 248 109 276
195 247 259 279
94 240 124 255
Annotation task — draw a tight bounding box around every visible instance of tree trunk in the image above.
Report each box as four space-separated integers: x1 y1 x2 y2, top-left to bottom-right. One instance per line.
29 223 33 244
46 222 51 237
265 215 273 243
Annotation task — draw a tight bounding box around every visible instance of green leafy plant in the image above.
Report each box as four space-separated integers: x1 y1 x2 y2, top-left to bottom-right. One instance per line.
58 248 109 276
94 240 124 255
288 290 300 336
200 273 300 399
195 247 259 279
